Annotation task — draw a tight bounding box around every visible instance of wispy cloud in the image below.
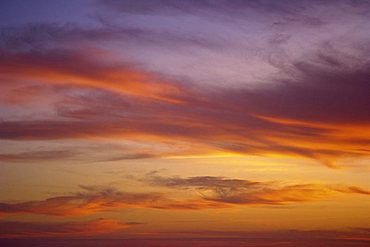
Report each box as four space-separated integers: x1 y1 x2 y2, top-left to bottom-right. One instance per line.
145 175 370 205
0 150 76 162
0 185 163 216
0 177 368 217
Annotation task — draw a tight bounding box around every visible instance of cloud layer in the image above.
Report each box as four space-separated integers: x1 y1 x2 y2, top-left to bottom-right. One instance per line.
0 0 369 168
0 176 368 218
0 218 138 238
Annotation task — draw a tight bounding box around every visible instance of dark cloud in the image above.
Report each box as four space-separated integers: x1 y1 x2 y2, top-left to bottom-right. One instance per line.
98 0 370 31
101 153 157 162
0 142 157 164
0 150 76 162
216 50 370 124
0 22 219 53
98 0 370 14
146 175 260 191
0 23 143 51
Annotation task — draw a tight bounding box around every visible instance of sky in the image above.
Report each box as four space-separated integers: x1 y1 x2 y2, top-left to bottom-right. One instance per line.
0 0 369 246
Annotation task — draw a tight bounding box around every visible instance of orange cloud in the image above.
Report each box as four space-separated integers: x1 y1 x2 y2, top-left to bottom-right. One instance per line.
0 48 183 103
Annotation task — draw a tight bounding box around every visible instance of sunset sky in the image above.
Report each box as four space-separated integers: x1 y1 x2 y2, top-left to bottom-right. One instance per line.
0 0 369 246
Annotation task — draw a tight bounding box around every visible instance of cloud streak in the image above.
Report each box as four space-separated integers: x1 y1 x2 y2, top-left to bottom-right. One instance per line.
0 184 225 217
0 185 163 217
0 218 138 238
0 150 76 162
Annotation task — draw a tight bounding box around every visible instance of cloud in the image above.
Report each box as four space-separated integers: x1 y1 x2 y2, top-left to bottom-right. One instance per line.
0 185 163 216
1 175 367 218
146 175 370 205
242 57 370 124
0 23 145 51
0 218 138 238
0 21 221 55
98 0 370 17
0 184 226 217
0 150 76 162
0 142 160 164
99 153 157 162
0 46 183 108
145 175 261 191
0 4 369 168
0 55 369 167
